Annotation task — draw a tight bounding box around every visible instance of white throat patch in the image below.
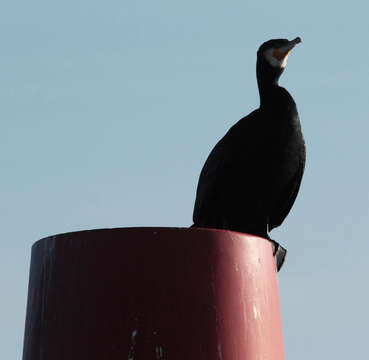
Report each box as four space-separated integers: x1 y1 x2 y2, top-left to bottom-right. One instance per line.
264 48 288 69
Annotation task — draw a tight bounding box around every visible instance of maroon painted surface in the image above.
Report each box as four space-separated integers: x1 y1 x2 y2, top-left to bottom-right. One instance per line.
22 227 284 360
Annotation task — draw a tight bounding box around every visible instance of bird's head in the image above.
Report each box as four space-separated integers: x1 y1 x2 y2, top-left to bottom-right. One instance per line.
256 37 301 86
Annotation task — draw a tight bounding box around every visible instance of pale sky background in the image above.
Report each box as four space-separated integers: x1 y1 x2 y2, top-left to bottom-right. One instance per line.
1 1 369 359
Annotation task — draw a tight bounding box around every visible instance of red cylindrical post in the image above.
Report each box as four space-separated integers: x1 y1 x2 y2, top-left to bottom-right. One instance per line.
22 227 284 359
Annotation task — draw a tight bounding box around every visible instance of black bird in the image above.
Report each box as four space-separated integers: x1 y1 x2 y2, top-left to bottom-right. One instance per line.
192 37 306 271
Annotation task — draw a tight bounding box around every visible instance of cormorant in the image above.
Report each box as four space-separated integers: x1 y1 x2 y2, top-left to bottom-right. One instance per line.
192 37 306 271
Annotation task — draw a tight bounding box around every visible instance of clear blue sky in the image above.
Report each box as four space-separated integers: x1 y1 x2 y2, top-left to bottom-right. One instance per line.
1 1 368 358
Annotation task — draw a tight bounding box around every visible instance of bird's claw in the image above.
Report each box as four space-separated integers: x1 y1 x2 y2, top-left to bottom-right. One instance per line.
269 239 287 272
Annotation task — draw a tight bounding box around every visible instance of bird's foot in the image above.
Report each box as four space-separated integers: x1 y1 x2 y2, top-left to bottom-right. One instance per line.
268 238 287 272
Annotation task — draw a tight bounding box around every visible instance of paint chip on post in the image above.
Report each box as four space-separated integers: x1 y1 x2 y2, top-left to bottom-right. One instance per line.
253 305 259 319
155 345 164 359
218 343 223 360
128 330 138 360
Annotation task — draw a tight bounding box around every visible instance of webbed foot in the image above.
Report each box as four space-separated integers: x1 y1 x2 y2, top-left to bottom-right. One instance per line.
269 238 287 272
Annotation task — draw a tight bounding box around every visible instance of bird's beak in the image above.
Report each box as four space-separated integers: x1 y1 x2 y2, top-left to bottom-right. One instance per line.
273 37 302 61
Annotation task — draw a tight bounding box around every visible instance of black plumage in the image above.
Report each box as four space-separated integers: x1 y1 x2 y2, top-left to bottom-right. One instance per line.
192 38 306 270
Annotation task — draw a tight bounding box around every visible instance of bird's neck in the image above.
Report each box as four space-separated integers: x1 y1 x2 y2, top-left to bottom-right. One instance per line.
256 60 285 107
257 82 281 107
258 85 297 121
